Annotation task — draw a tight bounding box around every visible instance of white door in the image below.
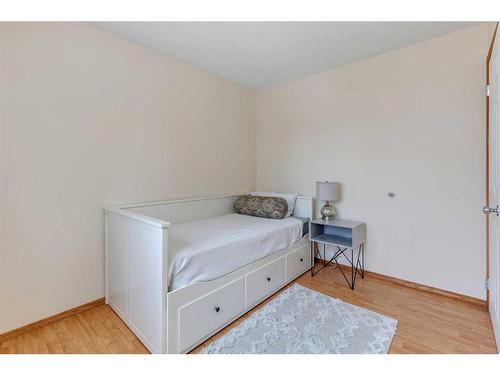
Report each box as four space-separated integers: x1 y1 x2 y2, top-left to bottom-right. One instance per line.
486 31 500 347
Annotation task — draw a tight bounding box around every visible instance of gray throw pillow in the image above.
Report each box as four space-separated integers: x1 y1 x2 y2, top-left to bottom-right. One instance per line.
233 195 288 219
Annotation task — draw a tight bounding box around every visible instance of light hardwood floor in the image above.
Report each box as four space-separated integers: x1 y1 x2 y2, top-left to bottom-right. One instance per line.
1 266 497 354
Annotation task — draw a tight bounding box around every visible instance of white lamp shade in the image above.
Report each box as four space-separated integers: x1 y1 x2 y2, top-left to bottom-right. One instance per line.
316 181 340 202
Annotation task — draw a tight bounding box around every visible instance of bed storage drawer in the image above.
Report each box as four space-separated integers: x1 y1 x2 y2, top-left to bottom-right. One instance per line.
178 277 245 352
286 245 311 281
245 257 286 308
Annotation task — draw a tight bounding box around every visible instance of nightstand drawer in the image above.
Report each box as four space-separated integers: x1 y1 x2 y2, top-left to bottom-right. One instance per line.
245 256 286 308
286 245 311 281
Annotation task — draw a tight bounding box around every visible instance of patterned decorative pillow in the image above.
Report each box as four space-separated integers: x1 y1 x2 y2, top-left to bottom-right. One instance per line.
233 195 288 219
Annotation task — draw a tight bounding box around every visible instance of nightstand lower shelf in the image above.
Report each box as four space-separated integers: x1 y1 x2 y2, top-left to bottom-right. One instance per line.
310 234 352 248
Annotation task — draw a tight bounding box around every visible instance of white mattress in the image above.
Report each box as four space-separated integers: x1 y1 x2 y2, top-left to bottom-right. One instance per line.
168 213 303 291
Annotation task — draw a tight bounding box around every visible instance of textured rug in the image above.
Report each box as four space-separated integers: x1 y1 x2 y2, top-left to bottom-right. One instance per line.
201 283 398 354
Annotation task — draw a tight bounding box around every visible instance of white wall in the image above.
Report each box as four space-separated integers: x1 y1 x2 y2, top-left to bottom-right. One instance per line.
0 22 256 333
256 24 489 299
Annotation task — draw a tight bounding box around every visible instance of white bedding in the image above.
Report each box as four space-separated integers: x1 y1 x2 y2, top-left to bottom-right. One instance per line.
168 213 303 291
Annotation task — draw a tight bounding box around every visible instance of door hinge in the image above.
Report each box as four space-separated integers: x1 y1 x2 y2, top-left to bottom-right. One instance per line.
486 278 490 290
487 84 490 97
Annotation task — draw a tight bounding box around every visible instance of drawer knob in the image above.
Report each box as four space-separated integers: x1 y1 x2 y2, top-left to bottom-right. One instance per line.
214 306 220 313
266 277 271 282
300 258 304 262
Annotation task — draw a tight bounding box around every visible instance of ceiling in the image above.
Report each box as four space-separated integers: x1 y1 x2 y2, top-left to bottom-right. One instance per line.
94 22 479 90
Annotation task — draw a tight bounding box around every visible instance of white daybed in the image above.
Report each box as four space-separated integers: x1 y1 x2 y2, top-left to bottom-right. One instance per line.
104 193 313 354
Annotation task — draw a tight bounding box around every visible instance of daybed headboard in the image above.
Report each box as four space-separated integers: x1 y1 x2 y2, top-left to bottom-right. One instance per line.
119 194 237 225
293 196 314 219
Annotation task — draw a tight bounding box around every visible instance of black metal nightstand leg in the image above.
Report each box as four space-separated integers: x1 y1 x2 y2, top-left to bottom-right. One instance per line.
351 248 355 289
311 241 336 277
311 243 365 290
358 243 365 279
362 243 365 278
310 241 314 276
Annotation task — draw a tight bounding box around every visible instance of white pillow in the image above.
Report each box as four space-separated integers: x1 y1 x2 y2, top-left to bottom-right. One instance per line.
250 191 298 217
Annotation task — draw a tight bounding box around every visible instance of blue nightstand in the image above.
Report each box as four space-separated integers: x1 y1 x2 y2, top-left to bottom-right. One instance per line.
309 219 366 289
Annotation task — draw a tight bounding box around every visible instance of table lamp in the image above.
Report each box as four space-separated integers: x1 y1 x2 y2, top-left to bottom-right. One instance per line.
316 181 340 220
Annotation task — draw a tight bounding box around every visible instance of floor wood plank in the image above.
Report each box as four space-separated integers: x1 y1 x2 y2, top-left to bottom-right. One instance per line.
0 304 149 354
1 265 497 354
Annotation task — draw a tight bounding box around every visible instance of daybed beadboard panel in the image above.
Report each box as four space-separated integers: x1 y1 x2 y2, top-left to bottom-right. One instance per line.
125 195 238 224
128 222 164 353
105 211 167 354
124 194 313 224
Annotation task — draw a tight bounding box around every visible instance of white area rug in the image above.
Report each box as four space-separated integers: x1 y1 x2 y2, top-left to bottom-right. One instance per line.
201 283 398 354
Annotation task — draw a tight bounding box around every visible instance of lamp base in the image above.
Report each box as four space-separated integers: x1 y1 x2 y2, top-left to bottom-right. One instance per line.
320 202 336 220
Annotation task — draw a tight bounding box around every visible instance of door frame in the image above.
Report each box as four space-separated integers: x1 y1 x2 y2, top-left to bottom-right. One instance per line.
486 22 499 306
